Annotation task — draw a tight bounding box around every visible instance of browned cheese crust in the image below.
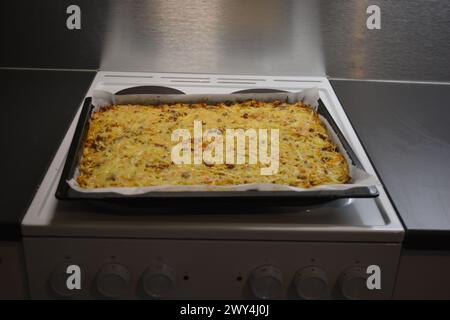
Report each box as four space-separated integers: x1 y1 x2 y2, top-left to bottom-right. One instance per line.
77 101 350 188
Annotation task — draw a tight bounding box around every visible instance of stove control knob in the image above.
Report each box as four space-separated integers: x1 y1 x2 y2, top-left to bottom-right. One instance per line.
142 264 176 299
96 264 131 299
50 263 83 298
294 267 328 300
339 267 367 300
249 265 283 299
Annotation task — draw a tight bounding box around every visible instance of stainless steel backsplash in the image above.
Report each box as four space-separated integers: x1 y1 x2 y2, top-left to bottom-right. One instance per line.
1 0 450 81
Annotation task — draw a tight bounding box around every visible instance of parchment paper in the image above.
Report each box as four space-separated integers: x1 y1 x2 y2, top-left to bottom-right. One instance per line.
68 89 379 194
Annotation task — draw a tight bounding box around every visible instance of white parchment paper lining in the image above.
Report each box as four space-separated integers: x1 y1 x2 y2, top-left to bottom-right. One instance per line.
68 89 379 194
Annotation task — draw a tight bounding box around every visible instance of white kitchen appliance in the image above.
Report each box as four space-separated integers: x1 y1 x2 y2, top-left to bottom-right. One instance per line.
21 72 404 299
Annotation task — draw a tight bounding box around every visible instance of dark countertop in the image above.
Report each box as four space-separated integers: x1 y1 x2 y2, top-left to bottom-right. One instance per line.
331 80 450 250
0 69 95 240
0 70 449 250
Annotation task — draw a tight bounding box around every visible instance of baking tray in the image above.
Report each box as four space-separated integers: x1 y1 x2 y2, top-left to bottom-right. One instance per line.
56 90 379 207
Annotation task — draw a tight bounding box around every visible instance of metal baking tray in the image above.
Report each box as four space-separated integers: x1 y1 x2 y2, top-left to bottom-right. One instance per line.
56 89 379 207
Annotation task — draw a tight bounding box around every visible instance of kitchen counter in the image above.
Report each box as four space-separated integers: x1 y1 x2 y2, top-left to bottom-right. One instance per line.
0 70 448 250
331 80 450 250
0 69 95 240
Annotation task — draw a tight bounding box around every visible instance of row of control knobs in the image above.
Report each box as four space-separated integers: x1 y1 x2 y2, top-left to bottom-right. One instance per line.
51 263 367 299
97 263 177 299
250 265 367 300
51 263 176 299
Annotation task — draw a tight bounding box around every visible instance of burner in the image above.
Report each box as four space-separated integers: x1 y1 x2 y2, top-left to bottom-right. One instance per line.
115 86 185 95
232 88 287 94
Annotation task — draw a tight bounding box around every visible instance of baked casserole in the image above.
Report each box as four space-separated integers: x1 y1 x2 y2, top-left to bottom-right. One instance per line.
77 101 350 189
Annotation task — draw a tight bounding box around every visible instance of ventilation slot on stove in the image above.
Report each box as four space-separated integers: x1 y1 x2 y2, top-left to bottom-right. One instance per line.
169 80 211 83
217 78 267 82
273 79 321 83
160 76 211 84
217 81 258 85
104 74 155 79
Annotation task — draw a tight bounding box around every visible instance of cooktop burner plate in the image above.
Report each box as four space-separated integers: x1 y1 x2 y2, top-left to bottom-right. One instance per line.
115 85 185 95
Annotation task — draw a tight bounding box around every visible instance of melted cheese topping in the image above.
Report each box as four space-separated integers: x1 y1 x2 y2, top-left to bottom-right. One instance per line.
77 101 350 188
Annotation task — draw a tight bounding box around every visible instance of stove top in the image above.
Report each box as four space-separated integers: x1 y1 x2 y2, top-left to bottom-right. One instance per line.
22 72 403 243
21 72 405 300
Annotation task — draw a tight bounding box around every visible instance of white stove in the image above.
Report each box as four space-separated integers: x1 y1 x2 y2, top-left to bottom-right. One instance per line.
21 72 404 299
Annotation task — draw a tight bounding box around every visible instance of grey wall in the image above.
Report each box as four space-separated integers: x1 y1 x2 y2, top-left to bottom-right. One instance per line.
1 0 450 81
321 1 450 81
